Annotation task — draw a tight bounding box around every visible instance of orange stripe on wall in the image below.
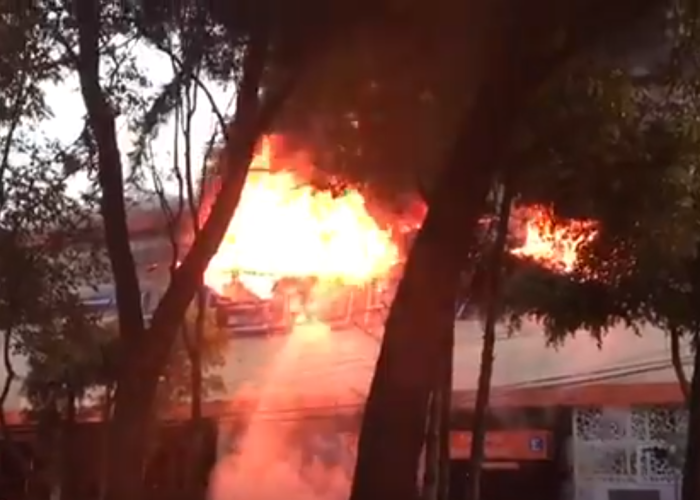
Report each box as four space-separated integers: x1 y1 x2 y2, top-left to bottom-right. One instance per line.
450 430 550 460
1 382 685 426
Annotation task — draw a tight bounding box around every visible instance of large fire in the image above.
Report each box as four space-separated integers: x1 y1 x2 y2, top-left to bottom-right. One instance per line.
204 137 401 300
203 139 598 300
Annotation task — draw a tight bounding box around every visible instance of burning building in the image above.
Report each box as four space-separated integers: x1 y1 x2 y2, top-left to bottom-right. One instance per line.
0 137 689 500
198 138 690 500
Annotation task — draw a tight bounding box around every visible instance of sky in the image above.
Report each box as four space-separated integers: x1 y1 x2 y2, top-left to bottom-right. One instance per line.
40 43 234 200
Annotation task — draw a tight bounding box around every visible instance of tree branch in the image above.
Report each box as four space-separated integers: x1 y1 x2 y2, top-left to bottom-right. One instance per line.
149 39 229 141
670 327 691 403
0 69 29 209
147 33 296 351
75 0 145 341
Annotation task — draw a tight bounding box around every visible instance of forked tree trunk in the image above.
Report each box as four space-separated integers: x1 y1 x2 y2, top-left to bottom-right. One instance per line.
466 182 512 500
101 149 261 500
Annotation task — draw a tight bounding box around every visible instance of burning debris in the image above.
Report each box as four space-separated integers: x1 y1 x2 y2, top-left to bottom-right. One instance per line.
510 204 598 274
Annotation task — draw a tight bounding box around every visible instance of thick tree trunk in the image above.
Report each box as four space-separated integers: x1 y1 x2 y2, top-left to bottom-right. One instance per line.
350 35 513 500
350 6 534 499
466 183 512 500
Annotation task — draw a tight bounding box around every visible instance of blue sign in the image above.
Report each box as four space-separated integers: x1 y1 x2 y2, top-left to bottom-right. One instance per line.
82 293 115 309
82 289 156 315
529 437 544 452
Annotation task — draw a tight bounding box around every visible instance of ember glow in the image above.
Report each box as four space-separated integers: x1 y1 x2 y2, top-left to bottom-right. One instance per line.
510 205 598 273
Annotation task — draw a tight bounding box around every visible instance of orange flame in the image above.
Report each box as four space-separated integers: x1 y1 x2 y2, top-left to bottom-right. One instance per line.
510 205 597 273
204 137 400 299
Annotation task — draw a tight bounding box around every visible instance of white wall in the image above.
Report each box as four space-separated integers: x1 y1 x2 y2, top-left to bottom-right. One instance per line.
0 317 690 415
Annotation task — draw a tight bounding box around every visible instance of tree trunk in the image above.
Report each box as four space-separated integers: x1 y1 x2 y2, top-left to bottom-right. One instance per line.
98 386 115 500
350 40 512 500
191 290 205 422
423 339 454 500
73 6 281 497
59 389 78 500
466 182 513 500
422 390 440 500
74 0 146 348
438 331 454 500
183 288 206 500
669 327 690 403
35 402 62 500
350 7 532 499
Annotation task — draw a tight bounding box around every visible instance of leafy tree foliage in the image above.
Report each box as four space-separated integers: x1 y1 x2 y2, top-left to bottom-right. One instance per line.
480 37 700 500
0 161 105 499
498 63 693 328
23 303 229 416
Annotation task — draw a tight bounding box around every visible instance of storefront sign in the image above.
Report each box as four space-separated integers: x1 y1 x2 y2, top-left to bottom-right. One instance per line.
450 430 551 460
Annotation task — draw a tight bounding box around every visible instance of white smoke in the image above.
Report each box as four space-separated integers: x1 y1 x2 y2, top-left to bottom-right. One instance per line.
208 320 360 500
209 418 353 500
